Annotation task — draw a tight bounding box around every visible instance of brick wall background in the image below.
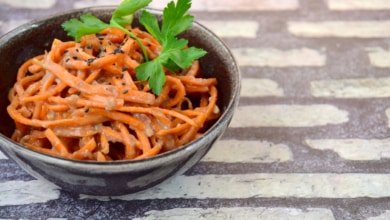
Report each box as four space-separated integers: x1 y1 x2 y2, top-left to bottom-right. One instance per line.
2 0 390 219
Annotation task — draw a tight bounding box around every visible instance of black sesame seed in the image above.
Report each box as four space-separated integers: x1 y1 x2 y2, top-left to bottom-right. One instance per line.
87 58 95 66
113 48 125 54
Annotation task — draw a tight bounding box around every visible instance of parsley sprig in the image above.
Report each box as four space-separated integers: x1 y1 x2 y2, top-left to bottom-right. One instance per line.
62 0 151 61
61 0 207 95
137 0 207 94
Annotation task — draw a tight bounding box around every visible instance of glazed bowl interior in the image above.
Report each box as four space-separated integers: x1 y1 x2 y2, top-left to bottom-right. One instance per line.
0 7 240 195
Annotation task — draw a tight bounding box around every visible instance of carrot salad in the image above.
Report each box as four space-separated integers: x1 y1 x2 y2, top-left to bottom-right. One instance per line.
7 27 220 161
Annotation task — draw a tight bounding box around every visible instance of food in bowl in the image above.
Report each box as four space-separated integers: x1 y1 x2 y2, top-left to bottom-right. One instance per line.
6 0 221 161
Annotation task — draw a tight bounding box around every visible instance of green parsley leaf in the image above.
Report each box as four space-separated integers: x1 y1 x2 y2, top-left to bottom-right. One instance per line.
137 9 161 41
137 0 207 95
136 60 166 95
169 46 208 70
61 14 109 41
161 0 193 41
61 0 151 41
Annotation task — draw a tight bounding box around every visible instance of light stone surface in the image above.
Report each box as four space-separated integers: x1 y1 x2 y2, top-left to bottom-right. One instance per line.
385 109 390 127
73 0 122 9
229 105 349 127
367 211 390 220
0 150 7 160
366 47 390 67
0 0 56 8
327 0 390 10
133 207 335 220
232 48 326 67
311 77 390 98
305 138 390 160
148 0 299 11
240 78 284 97
0 180 60 206
198 21 259 38
202 140 293 163
0 19 30 35
82 173 390 200
288 21 390 38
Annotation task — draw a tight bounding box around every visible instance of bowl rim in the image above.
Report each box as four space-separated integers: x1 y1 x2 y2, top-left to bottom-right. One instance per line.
0 6 241 167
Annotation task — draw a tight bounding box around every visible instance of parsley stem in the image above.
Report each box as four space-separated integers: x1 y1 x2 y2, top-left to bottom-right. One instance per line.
111 22 149 62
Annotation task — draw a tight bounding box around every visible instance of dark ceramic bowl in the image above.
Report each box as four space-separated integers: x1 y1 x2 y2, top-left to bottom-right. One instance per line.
0 7 240 195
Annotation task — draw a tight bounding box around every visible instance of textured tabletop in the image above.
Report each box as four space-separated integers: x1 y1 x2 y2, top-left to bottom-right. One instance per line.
2 0 390 219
